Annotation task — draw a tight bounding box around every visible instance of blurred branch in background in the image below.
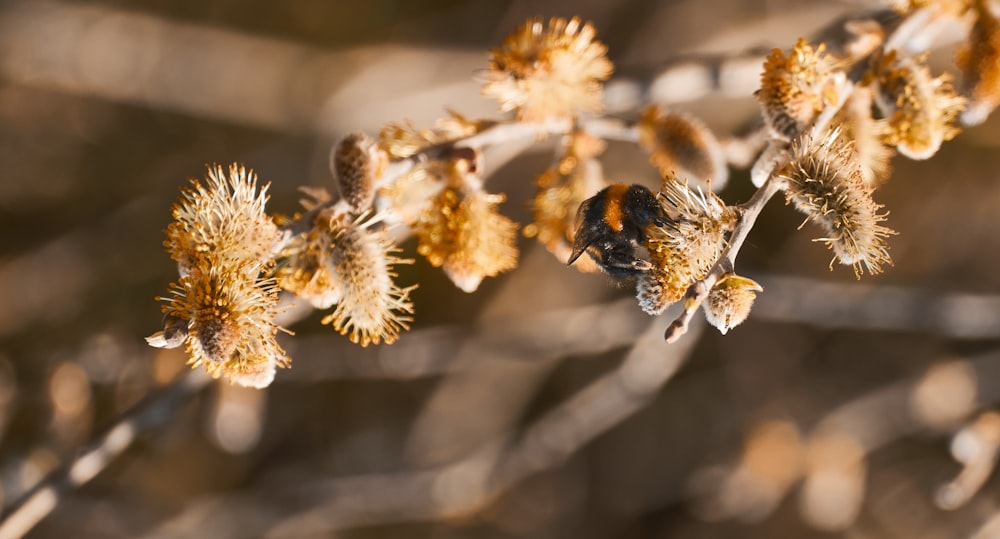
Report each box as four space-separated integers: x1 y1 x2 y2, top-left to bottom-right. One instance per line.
10 271 1000 536
0 1 489 134
0 0 778 137
144 315 700 538
3 0 1000 538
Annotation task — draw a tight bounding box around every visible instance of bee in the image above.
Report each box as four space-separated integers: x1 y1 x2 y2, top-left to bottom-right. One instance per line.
567 183 667 278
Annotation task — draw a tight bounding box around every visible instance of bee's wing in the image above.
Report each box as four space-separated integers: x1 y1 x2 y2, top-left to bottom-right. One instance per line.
567 197 599 265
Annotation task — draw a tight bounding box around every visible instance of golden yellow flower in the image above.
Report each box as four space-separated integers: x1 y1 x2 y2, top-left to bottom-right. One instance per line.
874 50 966 159
415 188 519 292
482 17 613 122
165 164 279 275
637 177 737 315
152 163 286 387
637 105 728 187
777 129 896 277
157 258 287 388
757 38 842 140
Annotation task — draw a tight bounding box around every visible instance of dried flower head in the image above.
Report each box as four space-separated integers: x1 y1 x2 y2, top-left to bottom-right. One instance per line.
332 133 387 212
957 0 1000 125
637 105 728 187
758 38 843 140
165 164 280 275
704 274 763 335
482 17 613 122
638 177 737 315
777 129 896 277
415 188 519 292
156 258 287 388
873 50 966 159
317 213 416 347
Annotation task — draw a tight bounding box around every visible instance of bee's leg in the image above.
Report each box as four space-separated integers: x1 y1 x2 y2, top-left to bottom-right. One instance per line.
599 251 653 277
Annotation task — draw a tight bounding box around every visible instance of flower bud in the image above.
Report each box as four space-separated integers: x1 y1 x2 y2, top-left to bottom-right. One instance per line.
703 274 762 335
332 133 386 212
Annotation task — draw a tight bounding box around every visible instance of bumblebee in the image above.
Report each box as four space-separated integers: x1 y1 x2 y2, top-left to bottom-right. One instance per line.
567 183 666 278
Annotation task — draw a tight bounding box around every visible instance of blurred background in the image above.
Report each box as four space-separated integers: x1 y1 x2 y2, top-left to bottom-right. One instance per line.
4 0 1000 537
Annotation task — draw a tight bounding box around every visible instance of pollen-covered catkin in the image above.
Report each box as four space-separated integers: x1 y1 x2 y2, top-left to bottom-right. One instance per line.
957 0 1000 125
152 164 287 387
482 17 613 122
873 51 965 160
318 214 416 347
638 177 737 314
757 38 842 140
165 164 279 275
637 105 728 188
415 188 519 293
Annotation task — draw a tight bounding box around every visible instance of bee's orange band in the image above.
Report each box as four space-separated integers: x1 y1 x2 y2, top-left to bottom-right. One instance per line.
603 183 627 233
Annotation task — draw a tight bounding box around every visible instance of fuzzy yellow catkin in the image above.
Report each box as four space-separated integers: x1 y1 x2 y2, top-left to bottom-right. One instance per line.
153 164 287 388
524 131 607 272
638 177 737 315
482 16 613 122
637 105 728 188
176 260 287 388
873 50 965 160
318 214 416 347
415 188 519 293
957 0 1000 125
757 38 841 141
166 164 279 275
778 129 895 278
